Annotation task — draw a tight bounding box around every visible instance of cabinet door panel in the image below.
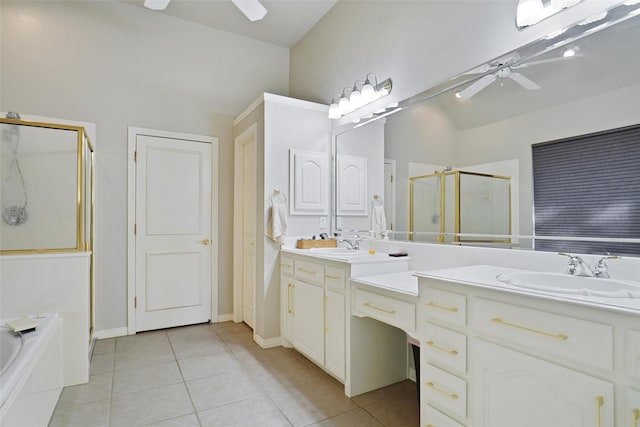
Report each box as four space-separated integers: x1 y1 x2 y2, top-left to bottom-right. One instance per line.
292 279 324 365
325 290 345 380
471 339 614 427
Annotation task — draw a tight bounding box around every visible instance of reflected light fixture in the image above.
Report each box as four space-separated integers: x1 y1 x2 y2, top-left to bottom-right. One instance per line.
328 73 392 120
516 0 585 28
144 0 170 10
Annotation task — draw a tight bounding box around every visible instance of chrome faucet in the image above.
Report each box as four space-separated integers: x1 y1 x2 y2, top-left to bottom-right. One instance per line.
559 253 594 277
593 256 621 278
340 236 361 250
559 253 621 278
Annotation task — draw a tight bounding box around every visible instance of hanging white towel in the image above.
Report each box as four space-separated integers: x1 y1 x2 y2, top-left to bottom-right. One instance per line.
371 203 387 236
267 198 287 244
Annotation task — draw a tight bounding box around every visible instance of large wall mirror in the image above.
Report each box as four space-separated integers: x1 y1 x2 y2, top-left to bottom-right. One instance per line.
333 2 640 255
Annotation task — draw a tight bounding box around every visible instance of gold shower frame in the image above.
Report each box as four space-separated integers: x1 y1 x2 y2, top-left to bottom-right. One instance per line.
0 118 94 255
409 170 512 244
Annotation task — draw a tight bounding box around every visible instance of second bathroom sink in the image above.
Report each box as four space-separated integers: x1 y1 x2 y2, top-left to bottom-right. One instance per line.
496 272 640 298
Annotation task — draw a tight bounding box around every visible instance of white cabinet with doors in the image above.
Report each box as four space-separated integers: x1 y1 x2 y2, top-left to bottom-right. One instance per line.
281 253 347 381
417 265 639 427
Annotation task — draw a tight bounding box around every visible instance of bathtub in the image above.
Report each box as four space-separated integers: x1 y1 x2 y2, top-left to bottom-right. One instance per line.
0 313 63 427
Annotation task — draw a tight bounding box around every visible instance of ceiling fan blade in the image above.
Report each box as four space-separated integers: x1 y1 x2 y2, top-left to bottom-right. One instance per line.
514 54 584 69
230 0 267 21
508 72 541 90
457 74 497 99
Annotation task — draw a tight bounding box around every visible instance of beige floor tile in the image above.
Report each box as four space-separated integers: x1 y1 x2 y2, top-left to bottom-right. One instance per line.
93 338 116 355
90 352 115 375
115 330 169 353
353 380 420 427
145 413 200 427
178 350 242 381
166 323 217 342
114 344 175 370
198 395 292 427
49 400 110 427
186 369 263 411
113 360 183 396
210 320 253 338
308 408 385 427
171 335 227 360
56 372 113 408
268 378 357 427
110 383 194 426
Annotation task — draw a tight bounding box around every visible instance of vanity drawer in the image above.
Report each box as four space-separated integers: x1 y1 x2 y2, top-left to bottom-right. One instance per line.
424 404 464 427
627 329 640 380
281 255 294 276
424 323 466 375
354 287 416 332
324 265 346 290
294 259 324 285
473 297 613 372
422 363 466 420
424 288 466 327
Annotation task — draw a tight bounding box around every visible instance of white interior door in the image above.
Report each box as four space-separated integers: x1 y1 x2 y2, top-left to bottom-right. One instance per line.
135 134 212 332
242 140 256 328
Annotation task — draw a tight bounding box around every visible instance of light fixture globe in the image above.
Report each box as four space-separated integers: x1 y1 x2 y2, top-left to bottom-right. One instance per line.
328 102 341 119
338 95 350 114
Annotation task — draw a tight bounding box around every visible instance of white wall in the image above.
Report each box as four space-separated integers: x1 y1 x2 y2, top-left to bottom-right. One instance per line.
233 94 330 341
0 1 290 332
290 0 621 110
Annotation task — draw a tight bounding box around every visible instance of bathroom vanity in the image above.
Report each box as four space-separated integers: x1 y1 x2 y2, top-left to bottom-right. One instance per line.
417 265 640 427
280 248 409 392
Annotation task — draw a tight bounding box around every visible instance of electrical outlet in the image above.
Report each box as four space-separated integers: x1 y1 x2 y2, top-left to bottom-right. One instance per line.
319 217 327 229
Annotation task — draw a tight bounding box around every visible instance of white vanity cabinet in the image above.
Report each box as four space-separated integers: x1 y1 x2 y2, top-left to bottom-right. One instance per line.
281 253 346 381
417 267 639 427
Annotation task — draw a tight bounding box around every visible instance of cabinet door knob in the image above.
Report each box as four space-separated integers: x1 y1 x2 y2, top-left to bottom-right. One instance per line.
198 239 210 246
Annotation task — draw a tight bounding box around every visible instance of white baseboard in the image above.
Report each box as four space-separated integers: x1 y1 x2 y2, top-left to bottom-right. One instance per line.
94 327 128 340
254 334 282 349
216 313 234 322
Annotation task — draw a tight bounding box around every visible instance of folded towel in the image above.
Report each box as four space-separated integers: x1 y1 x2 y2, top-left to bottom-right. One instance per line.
267 200 287 243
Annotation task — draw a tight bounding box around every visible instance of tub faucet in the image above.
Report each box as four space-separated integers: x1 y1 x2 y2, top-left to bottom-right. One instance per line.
594 255 621 278
559 253 594 277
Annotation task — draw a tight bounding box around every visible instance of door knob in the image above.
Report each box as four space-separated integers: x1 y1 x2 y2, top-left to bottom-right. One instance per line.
198 239 210 246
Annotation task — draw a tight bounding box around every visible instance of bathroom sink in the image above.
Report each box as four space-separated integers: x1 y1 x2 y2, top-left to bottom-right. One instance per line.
496 272 640 298
307 247 370 257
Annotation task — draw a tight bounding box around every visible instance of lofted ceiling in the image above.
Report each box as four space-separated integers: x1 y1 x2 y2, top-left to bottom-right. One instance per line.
126 0 338 48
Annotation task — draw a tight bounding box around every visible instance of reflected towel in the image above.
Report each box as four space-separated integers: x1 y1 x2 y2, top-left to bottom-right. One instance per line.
371 204 387 235
267 200 287 243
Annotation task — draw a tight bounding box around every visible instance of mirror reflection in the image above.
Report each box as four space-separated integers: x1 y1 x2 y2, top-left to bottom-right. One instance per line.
333 3 640 255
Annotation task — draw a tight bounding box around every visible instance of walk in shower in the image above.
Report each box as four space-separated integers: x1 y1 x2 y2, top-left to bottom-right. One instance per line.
0 116 94 254
409 170 511 244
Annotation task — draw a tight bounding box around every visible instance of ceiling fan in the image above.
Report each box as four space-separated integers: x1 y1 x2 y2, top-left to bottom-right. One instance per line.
455 50 582 99
143 0 267 22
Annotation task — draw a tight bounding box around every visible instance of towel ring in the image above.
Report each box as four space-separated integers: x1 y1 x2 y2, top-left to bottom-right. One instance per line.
270 189 287 204
372 194 384 206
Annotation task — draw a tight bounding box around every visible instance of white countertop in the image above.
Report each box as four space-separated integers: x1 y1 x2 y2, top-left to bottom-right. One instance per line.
416 265 640 314
281 247 410 264
351 270 419 296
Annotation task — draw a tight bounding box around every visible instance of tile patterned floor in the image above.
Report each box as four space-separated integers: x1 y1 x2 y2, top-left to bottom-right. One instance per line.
50 322 419 427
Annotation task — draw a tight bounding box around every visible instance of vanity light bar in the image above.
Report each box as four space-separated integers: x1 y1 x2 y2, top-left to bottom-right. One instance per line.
328 74 392 120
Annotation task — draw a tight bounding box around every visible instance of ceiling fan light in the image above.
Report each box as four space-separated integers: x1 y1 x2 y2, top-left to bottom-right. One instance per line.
231 0 267 22
144 0 171 10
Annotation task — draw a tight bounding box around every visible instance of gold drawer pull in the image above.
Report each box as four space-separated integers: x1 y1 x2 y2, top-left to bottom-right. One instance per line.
287 283 294 315
426 381 458 400
632 408 639 427
364 302 396 315
492 317 568 341
297 268 316 275
426 301 458 313
325 274 341 280
426 340 458 356
596 396 604 427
